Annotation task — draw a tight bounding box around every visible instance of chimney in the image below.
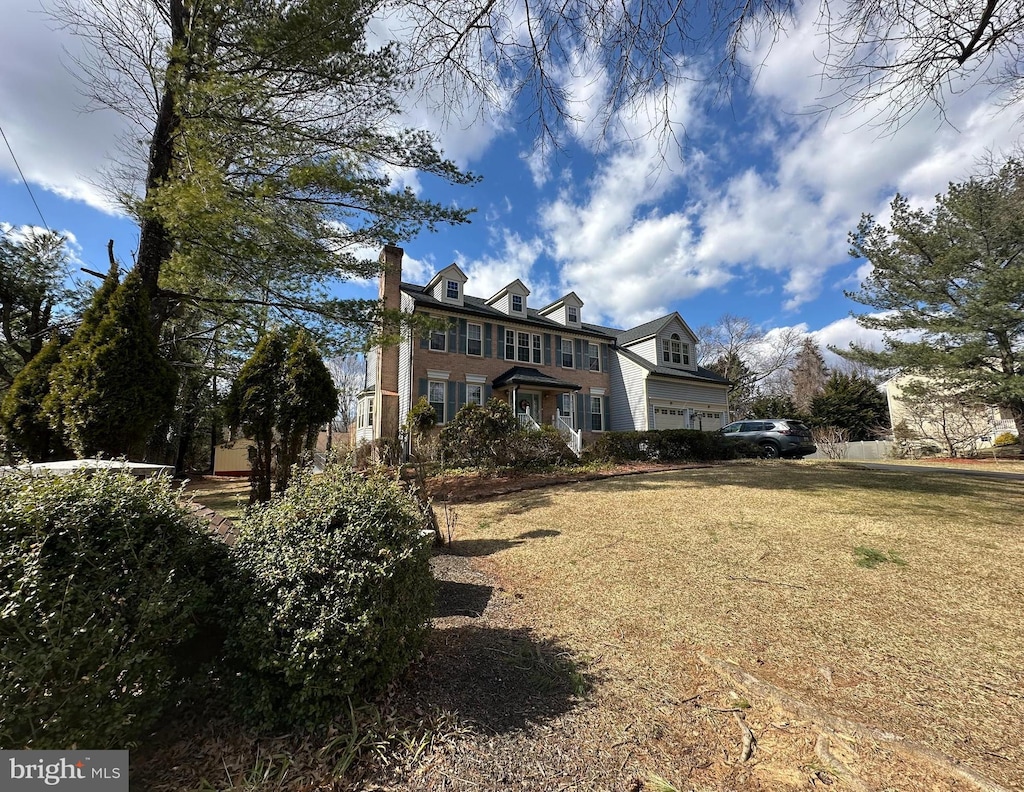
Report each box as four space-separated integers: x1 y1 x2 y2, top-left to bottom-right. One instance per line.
375 245 403 449
379 244 404 311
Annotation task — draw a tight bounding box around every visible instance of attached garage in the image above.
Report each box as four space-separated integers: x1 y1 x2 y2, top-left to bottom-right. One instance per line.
651 404 689 429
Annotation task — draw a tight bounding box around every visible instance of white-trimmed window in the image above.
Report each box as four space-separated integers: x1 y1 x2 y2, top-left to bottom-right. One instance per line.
567 305 578 323
367 398 374 427
590 395 604 431
680 341 690 365
588 343 600 372
446 279 459 300
467 383 483 406
558 394 572 415
514 331 542 363
429 325 447 352
467 322 482 356
561 338 574 368
511 294 524 313
505 329 516 359
662 333 688 365
428 381 446 422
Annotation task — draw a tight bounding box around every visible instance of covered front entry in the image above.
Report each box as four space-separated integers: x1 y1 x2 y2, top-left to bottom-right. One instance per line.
491 366 584 455
516 391 542 423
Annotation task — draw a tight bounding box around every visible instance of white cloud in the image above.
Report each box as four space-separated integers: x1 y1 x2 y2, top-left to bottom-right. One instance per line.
455 230 550 305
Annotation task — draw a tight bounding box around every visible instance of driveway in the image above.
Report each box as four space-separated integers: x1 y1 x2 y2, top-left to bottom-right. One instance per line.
855 462 1024 482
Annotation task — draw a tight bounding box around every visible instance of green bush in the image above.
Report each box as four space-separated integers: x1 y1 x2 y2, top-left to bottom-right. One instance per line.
440 399 519 468
0 470 230 749
227 465 434 730
994 431 1019 446
589 429 750 463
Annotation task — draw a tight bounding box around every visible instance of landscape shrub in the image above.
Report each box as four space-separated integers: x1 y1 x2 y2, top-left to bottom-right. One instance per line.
505 424 576 468
0 470 230 749
227 464 434 730
589 429 747 463
993 432 1019 446
440 399 519 468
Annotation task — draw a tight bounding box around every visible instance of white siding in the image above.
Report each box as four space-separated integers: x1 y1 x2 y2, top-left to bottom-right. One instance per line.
629 337 657 364
364 344 378 389
646 378 728 406
608 351 650 430
398 292 416 426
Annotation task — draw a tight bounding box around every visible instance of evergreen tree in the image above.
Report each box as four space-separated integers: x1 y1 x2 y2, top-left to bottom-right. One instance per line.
791 338 829 413
44 271 177 458
0 334 70 462
709 352 755 420
841 159 1024 440
810 373 889 441
276 331 338 491
748 393 799 419
0 227 73 393
225 331 288 503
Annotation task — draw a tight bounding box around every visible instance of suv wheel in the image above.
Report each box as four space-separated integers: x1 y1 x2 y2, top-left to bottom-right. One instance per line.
760 442 781 459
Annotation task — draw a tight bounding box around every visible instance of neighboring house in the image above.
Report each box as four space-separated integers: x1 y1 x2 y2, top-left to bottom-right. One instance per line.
356 246 730 455
884 373 1017 454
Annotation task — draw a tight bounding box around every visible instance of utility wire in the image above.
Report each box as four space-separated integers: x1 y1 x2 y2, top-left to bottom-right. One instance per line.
0 122 50 231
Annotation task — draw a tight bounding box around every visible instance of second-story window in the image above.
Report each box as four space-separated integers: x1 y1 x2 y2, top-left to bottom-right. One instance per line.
467 323 482 356
429 325 447 352
532 334 542 364
446 280 459 300
517 331 530 362
505 329 516 359
561 338 574 368
567 305 578 323
588 343 600 372
511 294 523 312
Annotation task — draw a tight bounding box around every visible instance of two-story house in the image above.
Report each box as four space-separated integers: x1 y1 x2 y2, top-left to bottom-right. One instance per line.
356 246 730 454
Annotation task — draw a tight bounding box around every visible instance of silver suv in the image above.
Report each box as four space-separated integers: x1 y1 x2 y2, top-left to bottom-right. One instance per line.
720 419 817 459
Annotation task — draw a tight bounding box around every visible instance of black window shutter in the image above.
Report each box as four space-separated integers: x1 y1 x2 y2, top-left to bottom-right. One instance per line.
603 395 611 431
575 339 584 370
447 322 457 354
484 384 493 401
417 378 427 398
554 335 562 366
458 319 467 354
497 325 505 359
543 333 552 366
575 393 585 430
484 323 493 358
446 381 456 424
601 343 610 372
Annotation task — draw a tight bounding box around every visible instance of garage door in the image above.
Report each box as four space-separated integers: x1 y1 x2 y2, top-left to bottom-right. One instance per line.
692 411 722 431
652 405 688 430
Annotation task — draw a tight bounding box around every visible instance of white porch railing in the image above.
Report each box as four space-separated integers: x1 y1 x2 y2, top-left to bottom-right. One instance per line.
517 413 540 431
552 414 583 457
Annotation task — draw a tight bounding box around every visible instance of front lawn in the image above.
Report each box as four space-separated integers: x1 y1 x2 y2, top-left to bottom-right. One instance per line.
447 463 1023 790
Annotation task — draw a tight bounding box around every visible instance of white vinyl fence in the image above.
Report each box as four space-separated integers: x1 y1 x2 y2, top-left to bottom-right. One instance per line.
807 440 894 460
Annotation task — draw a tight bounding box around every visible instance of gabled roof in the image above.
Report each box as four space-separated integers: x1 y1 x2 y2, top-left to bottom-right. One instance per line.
615 312 699 347
485 279 530 304
423 263 468 292
538 291 584 313
616 347 730 385
401 282 617 340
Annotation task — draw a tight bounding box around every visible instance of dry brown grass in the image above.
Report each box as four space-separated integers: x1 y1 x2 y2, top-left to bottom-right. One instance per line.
450 463 1024 789
182 476 250 520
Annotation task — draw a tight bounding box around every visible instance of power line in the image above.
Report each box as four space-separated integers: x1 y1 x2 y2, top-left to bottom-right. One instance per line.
0 122 50 231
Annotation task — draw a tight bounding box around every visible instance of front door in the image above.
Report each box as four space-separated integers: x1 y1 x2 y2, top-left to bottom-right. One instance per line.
516 391 542 423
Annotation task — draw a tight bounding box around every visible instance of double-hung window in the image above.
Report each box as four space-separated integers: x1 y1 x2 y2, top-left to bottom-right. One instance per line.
445 280 459 300
467 322 482 356
590 395 604 431
504 329 516 360
567 305 578 323
588 343 600 371
428 381 446 422
467 383 483 406
532 334 542 364
429 324 447 352
517 331 531 362
511 294 523 312
561 339 574 368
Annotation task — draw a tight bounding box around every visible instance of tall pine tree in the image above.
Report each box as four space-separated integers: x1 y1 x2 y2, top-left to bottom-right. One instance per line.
791 338 829 414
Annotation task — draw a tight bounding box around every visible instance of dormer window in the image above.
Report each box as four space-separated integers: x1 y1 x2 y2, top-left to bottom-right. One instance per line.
568 305 578 323
511 294 523 313
446 280 459 300
661 333 690 366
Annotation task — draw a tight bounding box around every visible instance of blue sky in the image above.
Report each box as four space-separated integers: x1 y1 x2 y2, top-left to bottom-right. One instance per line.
3 0 1022 362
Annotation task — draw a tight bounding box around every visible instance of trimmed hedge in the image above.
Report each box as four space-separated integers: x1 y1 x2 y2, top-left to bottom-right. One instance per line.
588 428 758 463
0 470 230 749
227 465 434 730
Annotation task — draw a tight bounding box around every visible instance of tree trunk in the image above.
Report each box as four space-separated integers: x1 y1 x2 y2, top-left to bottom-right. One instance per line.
135 0 186 334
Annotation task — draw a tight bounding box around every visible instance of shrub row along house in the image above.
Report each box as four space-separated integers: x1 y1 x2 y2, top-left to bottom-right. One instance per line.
357 246 730 455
